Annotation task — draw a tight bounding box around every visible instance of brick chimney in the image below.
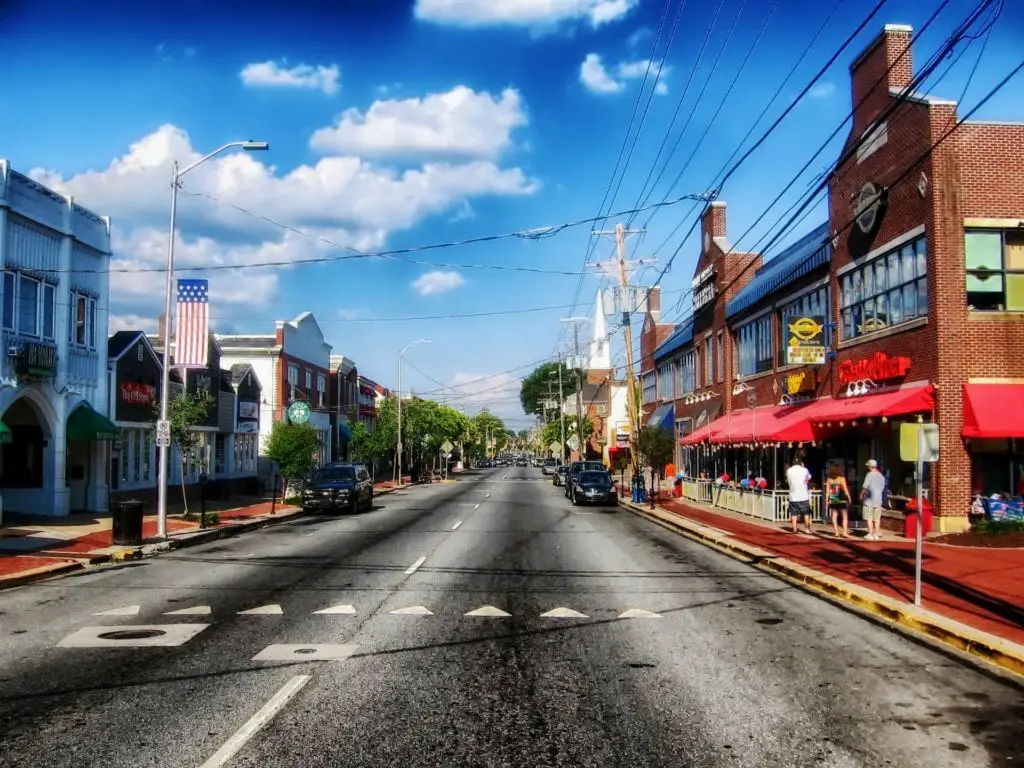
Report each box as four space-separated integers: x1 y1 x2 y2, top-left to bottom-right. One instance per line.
646 286 661 318
849 24 914 134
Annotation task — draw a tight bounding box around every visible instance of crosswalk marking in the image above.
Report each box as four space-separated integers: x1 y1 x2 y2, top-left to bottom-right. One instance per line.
465 605 511 617
389 605 433 616
238 604 284 615
618 608 663 619
313 604 356 615
164 605 212 616
93 605 140 616
540 607 588 618
252 644 359 662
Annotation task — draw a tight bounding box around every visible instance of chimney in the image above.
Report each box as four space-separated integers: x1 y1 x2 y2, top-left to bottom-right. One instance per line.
646 286 661 320
849 24 913 133
701 201 727 251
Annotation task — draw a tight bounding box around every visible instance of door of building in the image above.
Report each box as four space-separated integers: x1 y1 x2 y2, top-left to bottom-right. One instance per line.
67 440 90 513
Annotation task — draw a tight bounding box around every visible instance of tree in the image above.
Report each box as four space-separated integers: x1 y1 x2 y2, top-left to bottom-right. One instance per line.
350 420 389 472
465 409 506 457
157 390 214 523
519 361 579 417
264 421 323 498
540 414 593 457
401 398 469 469
637 426 675 477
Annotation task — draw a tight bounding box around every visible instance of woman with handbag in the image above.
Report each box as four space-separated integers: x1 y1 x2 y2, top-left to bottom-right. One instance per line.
827 463 852 538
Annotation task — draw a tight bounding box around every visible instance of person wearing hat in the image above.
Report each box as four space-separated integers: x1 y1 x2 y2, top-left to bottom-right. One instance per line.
860 459 886 540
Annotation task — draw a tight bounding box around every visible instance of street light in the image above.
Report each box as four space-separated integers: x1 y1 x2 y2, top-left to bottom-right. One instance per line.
155 140 270 539
396 338 431 488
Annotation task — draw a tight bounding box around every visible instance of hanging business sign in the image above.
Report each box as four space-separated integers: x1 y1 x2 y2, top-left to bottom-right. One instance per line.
838 352 911 386
691 265 716 312
120 381 156 406
784 314 826 365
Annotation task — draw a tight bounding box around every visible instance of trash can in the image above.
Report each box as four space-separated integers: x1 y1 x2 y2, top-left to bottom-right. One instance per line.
111 500 145 546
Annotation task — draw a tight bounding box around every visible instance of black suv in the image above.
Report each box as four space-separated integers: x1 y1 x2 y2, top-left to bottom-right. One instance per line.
301 462 374 514
564 461 606 497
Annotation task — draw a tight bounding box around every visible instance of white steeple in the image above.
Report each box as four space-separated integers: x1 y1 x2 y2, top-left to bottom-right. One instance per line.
588 289 610 370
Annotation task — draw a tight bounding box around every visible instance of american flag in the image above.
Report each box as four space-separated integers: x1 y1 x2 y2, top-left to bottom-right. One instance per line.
175 279 210 368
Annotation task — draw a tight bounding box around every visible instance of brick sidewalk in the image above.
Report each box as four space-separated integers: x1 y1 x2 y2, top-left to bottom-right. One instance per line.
643 491 1024 647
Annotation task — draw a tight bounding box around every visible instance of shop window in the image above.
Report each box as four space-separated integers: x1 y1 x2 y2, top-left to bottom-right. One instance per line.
676 350 695 396
305 370 313 391
841 235 927 339
778 285 831 353
965 230 1024 312
642 371 656 404
120 429 132 484
141 430 152 482
69 291 97 348
657 363 674 401
704 336 713 384
317 373 327 407
735 314 773 376
2 271 56 339
215 434 226 475
716 331 724 383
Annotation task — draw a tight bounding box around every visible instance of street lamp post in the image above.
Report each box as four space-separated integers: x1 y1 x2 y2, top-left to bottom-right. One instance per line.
155 141 269 540
396 338 431 488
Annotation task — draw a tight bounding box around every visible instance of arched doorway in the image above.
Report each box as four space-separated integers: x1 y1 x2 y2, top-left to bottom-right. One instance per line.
0 397 47 490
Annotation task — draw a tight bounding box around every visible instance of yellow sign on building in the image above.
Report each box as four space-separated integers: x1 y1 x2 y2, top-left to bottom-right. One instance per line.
785 314 826 365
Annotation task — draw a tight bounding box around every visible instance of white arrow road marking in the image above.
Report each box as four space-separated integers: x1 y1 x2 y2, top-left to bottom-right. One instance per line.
618 608 663 619
404 556 427 575
164 605 212 616
451 520 463 530
93 605 140 616
540 607 588 618
465 605 511 617
313 604 356 615
251 643 359 662
389 605 433 616
199 675 311 768
238 604 284 615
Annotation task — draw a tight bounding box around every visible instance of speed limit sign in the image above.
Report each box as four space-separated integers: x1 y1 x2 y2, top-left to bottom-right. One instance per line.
156 419 171 448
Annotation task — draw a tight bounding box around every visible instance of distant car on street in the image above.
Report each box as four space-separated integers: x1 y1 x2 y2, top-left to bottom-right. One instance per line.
552 465 568 487
541 458 557 475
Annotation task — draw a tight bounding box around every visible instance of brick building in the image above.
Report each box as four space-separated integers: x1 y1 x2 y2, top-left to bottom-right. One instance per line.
637 23 1024 532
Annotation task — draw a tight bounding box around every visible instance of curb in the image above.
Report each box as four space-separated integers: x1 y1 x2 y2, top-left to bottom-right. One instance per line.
618 497 1024 681
1 487 403 585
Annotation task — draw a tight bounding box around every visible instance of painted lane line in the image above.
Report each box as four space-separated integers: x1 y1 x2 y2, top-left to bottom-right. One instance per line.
199 674 311 768
485 494 491 498
451 520 463 530
404 556 427 575
473 504 480 509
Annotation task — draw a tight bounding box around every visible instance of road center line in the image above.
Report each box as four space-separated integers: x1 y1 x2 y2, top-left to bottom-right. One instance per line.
404 555 427 575
199 674 311 768
451 520 463 530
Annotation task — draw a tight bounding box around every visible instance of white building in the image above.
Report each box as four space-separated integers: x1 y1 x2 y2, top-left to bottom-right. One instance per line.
0 160 116 517
217 312 333 464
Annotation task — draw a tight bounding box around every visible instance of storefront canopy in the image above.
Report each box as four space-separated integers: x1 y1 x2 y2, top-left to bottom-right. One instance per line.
67 405 119 441
707 404 819 445
681 423 714 446
962 383 1024 439
647 403 675 432
808 384 935 427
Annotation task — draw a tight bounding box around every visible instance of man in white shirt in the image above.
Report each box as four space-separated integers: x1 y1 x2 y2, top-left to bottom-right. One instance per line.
786 454 814 534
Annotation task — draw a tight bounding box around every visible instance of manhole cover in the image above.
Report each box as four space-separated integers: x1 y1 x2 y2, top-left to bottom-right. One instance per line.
97 629 168 640
293 648 317 655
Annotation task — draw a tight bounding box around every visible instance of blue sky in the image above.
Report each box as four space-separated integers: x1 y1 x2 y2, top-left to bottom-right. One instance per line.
2 0 1020 426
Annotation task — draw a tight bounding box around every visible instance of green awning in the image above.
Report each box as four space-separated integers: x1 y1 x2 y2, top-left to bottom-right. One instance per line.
67 406 118 441
0 420 10 444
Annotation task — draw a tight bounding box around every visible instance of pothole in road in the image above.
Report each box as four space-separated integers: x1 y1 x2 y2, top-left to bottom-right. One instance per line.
756 618 784 626
97 629 168 641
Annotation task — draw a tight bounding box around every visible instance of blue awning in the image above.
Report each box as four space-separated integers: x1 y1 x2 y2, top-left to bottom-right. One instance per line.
654 317 694 362
338 421 353 441
647 403 675 431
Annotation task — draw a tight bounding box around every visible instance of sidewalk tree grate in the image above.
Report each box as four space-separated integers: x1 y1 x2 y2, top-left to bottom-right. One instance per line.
97 629 168 640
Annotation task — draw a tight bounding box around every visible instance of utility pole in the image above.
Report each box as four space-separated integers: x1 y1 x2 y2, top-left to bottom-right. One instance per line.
561 317 590 461
557 358 566 464
594 223 647 476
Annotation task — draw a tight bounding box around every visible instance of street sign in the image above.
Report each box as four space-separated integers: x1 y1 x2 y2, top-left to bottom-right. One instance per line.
548 441 561 454
287 401 310 425
566 435 580 451
441 440 454 455
899 423 939 463
156 419 171 448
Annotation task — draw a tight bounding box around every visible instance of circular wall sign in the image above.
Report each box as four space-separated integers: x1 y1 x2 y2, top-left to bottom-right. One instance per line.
287 401 311 424
855 182 882 234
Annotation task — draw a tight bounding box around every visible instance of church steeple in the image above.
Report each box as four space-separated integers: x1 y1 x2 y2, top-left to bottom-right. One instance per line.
588 289 610 370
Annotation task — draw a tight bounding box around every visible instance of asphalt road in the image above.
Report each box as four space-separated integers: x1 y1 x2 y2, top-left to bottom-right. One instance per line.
0 466 1021 767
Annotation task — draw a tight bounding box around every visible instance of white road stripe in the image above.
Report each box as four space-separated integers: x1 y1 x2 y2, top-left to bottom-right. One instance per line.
199 674 311 768
404 556 427 575
473 504 480 509
451 520 463 530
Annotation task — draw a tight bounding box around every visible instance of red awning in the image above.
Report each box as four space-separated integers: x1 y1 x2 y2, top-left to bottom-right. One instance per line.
708 404 819 444
963 383 1024 438
681 423 714 446
809 384 935 426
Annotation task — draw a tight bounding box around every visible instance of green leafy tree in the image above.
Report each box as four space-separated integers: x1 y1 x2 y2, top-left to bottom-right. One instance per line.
402 398 469 466
374 395 398 451
465 410 506 457
349 420 390 472
156 390 214 523
540 414 593 459
519 361 579 417
264 421 323 497
637 426 675 477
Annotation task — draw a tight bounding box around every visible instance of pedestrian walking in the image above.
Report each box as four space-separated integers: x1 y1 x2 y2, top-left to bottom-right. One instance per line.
786 453 814 535
860 459 887 540
826 463 852 538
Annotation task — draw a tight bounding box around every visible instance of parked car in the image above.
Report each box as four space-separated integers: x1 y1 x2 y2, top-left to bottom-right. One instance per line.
564 461 606 497
570 470 617 506
301 463 374 514
541 458 557 475
516 457 529 467
553 465 568 487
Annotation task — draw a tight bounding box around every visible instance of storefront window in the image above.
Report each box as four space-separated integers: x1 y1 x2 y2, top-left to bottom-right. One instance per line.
120 429 131 483
842 235 927 339
642 371 656 404
141 431 152 481
735 314 773 376
677 350 695 396
657 363 674 401
215 434 226 475
965 230 1024 311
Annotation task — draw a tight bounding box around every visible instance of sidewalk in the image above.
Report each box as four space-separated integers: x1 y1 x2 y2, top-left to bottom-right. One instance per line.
620 489 1024 676
0 480 403 587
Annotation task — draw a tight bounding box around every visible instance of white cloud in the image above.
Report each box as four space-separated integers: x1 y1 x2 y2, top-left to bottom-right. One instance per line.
412 270 464 296
31 103 535 319
108 313 158 334
310 86 526 159
808 81 837 99
580 54 670 95
441 372 523 420
414 0 638 29
240 60 341 95
336 307 367 320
